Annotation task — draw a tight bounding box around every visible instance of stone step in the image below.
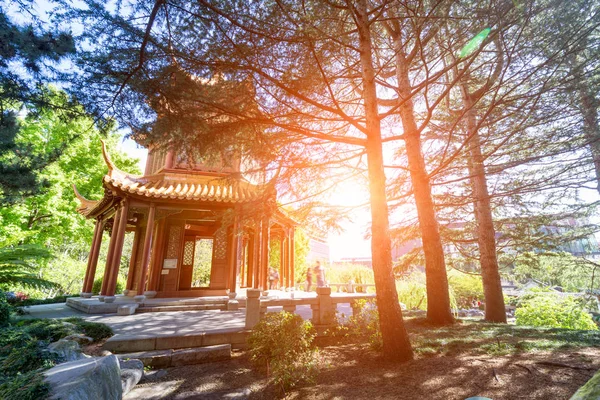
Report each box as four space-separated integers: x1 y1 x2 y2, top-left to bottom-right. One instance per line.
116 344 231 368
136 304 224 313
103 328 250 354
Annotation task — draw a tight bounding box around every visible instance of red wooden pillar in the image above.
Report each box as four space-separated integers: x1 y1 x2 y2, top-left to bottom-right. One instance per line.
106 199 129 296
289 228 295 287
100 207 121 296
253 222 262 289
125 227 141 292
136 204 155 297
82 218 104 295
246 234 255 288
279 233 286 289
260 218 270 290
228 214 240 293
147 218 165 292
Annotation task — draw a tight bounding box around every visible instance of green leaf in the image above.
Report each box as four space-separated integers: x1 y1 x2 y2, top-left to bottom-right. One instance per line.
459 28 491 58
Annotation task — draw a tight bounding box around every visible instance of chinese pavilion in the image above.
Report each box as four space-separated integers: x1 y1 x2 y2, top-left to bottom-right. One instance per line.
73 141 296 302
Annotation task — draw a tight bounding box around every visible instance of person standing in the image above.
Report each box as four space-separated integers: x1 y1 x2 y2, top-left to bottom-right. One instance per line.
315 261 326 288
268 268 275 290
306 266 313 291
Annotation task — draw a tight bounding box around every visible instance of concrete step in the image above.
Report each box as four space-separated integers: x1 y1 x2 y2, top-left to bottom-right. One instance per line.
141 297 228 307
136 304 224 313
116 344 231 368
103 328 250 354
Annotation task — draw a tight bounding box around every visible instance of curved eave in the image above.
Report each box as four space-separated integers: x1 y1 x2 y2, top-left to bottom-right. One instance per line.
104 176 267 205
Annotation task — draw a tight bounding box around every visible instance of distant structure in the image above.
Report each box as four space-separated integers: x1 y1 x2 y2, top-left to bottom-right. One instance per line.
73 141 296 302
306 237 330 264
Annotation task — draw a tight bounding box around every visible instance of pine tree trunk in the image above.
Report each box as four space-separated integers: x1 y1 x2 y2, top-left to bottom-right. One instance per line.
577 77 600 194
394 40 454 325
355 0 413 361
463 95 507 323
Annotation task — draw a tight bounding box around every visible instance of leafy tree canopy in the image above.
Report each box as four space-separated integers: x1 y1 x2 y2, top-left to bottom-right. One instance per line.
0 2 76 204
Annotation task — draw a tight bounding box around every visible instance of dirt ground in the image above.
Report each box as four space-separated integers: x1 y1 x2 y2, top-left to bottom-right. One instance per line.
125 344 600 400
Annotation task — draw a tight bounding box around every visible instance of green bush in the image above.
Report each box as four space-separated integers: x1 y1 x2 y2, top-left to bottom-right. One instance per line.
346 299 382 350
16 294 80 307
515 293 598 330
248 312 318 391
0 294 11 326
0 369 50 400
92 276 125 295
447 269 484 308
396 271 428 310
64 318 113 342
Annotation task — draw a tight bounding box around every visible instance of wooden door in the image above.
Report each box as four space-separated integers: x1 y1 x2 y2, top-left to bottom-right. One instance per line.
179 236 195 290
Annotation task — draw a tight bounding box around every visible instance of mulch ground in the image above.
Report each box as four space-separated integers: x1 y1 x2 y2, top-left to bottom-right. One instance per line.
126 343 600 400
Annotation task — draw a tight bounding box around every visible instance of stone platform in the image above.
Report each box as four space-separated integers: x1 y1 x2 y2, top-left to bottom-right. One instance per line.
66 295 238 314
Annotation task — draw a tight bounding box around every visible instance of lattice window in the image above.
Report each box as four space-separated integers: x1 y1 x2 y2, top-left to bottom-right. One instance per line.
214 229 227 260
183 240 195 265
166 225 182 258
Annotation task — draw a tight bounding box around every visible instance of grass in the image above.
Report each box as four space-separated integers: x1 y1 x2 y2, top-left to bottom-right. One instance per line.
405 318 600 357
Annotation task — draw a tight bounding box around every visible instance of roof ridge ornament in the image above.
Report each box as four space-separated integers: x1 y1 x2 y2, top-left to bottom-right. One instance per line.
100 139 116 173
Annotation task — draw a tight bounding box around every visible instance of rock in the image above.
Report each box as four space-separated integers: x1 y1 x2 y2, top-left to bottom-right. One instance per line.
141 369 168 382
63 334 94 345
44 355 122 400
99 350 113 357
119 359 144 396
47 339 85 362
570 368 600 399
222 388 251 399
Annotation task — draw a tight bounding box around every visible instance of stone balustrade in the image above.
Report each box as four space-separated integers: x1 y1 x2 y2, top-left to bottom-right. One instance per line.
245 287 376 329
296 283 376 293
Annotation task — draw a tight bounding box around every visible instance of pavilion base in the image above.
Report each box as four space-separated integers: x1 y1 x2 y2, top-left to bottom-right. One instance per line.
66 294 243 315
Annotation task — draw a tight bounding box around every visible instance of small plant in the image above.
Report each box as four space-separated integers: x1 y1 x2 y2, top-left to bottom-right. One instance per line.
64 318 113 342
0 292 11 326
92 276 125 295
346 299 383 351
248 312 318 392
515 292 598 330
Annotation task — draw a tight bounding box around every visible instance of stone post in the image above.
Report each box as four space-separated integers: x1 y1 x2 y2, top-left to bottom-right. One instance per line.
245 289 262 329
317 286 335 326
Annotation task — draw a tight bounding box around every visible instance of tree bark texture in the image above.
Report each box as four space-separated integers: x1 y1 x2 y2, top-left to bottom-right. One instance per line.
576 76 600 194
394 39 454 325
462 93 507 323
356 0 413 361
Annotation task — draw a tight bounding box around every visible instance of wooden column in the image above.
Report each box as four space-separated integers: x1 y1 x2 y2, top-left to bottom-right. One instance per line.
101 207 121 296
147 218 165 291
106 199 129 296
246 234 254 288
289 228 295 287
253 222 262 289
279 233 286 289
82 218 104 294
136 204 155 296
228 214 240 293
125 227 141 292
260 218 270 290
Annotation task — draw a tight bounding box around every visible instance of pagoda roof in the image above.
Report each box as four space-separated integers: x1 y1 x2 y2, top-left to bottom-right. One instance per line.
73 140 269 218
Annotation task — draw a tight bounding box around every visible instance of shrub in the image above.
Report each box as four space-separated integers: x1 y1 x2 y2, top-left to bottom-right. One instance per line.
447 270 484 308
515 292 598 330
326 264 374 292
248 312 318 391
0 369 50 400
64 318 113 342
92 275 125 295
346 299 382 350
396 271 428 310
0 293 11 326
